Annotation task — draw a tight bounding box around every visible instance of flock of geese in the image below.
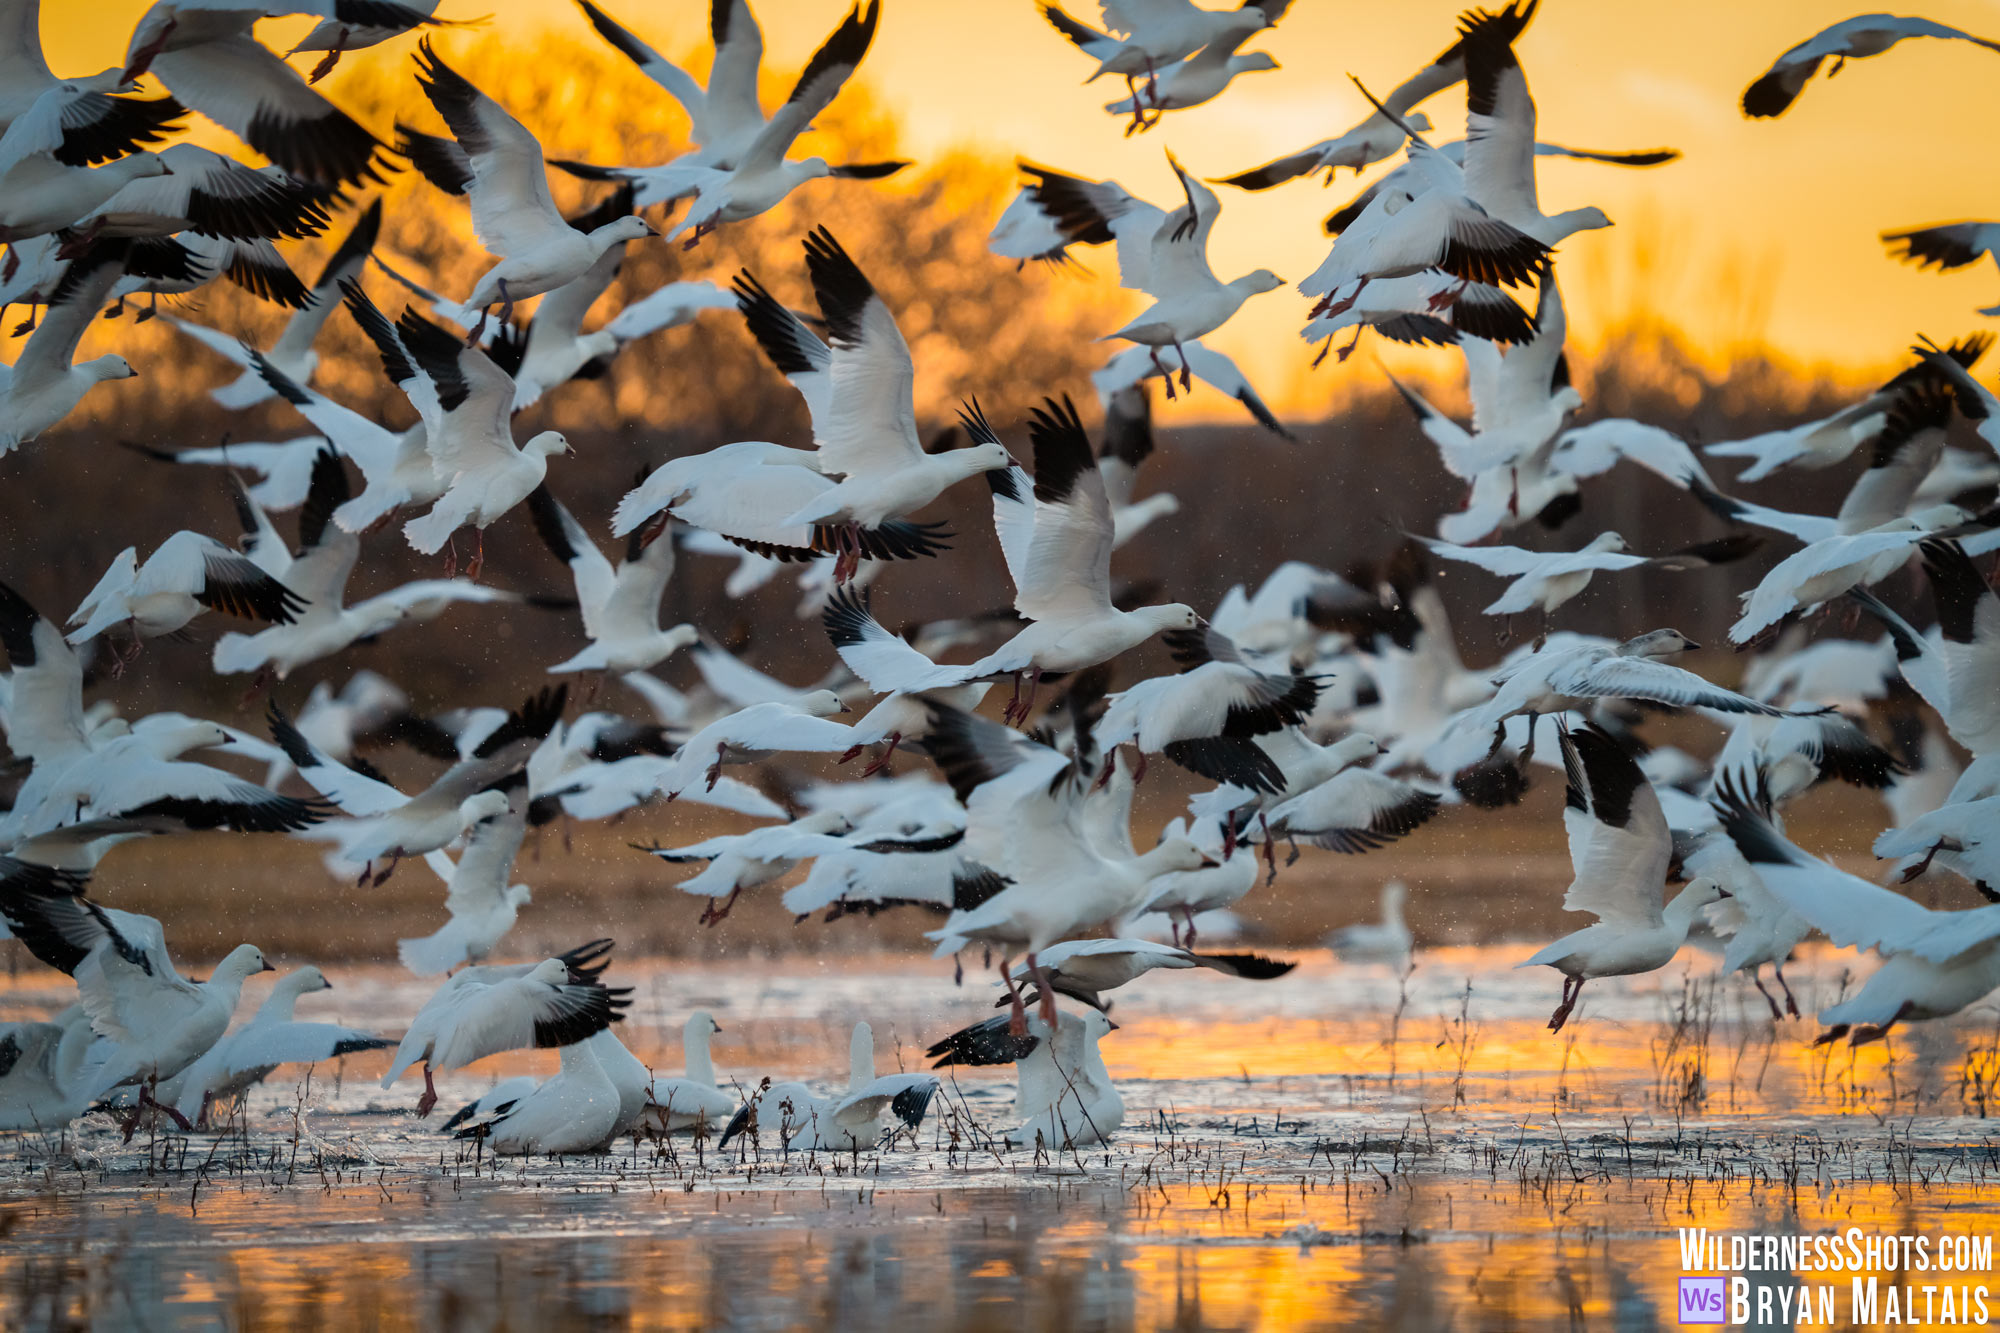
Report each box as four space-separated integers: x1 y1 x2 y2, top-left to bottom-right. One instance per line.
3 0 2000 1157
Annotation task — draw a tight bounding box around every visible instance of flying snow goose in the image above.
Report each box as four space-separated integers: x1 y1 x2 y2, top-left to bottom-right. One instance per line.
1007 936 1292 1014
921 702 1212 1031
118 1 431 187
718 1020 937 1151
1261 766 1444 863
1415 530 1759 623
1326 881 1415 965
1093 337 1290 438
1517 722 1723 1033
396 794 531 976
212 452 522 680
163 198 380 409
1742 14 2000 118
411 40 654 334
65 528 306 649
1043 0 1278 107
1094 624 1321 792
1297 78 1549 322
0 1007 97 1131
1099 25 1281 133
167 965 392 1126
1713 777 2000 1044
1728 504 1977 646
1883 223 2000 315
0 4 184 163
1450 629 1793 767
1091 384 1182 545
1217 25 1467 188
1300 270 1536 362
1319 139 1674 241
287 0 447 81
777 228 1011 579
649 691 855 800
639 1011 737 1133
381 949 629 1115
1126 817 1257 944
0 242 142 452
1709 709 1900 807
453 1034 622 1154
642 808 854 924
926 1006 1122 1149
525 484 696 676
1873 795 2000 898
569 0 770 197
820 585 993 773
268 686 564 878
0 150 170 247
342 281 570 578
1547 419 1716 492
1678 830 1811 1020
1455 1 1613 246
663 4 909 244
844 399 1199 723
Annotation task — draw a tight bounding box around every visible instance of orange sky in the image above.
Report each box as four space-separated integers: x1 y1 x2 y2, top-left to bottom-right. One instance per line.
41 1 2000 418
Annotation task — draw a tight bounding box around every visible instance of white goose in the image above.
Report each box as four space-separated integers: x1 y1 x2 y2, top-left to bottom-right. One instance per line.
1009 935 1293 1013
453 1035 623 1155
1742 14 2000 118
411 39 653 333
0 242 140 452
717 1020 937 1151
1093 338 1290 438
526 484 695 676
926 1007 1124 1149
397 795 532 977
0 1006 98 1131
644 809 855 924
66 529 306 648
640 1011 737 1133
1517 722 1724 1032
167 965 392 1127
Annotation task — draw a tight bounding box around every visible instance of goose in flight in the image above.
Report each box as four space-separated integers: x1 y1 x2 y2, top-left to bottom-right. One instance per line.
0 241 145 453
65 528 306 652
1415 531 1760 624
0 2 184 171
1517 722 1724 1033
342 281 570 580
1883 223 2000 315
118 1 438 188
1095 24 1281 133
411 40 654 337
163 198 381 410
397 794 532 976
1004 936 1295 1014
526 484 696 676
1042 0 1281 111
1742 14 2000 118
1093 338 1290 438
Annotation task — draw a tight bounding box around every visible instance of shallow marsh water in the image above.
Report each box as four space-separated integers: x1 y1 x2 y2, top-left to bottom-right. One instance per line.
4 946 2000 1330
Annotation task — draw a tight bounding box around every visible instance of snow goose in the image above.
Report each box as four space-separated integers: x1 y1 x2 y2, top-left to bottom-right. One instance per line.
1319 139 1675 241
1099 25 1281 133
1325 881 1414 966
1043 0 1279 108
777 228 1011 579
1742 14 2000 118
117 2 431 188
268 686 564 879
167 965 392 1127
0 1007 98 1131
1455 629 1792 758
1455 1 1613 246
642 809 854 924
411 40 654 335
926 1007 1122 1149
820 585 997 774
0 4 184 161
240 348 445 534
843 399 1200 723
1128 817 1257 944
1216 26 1466 189
341 281 570 578
718 1020 937 1152
525 484 696 676
1300 270 1535 362
1297 77 1549 323
1094 624 1321 793
1092 384 1182 545
453 1034 622 1154
663 4 909 244
1709 709 1900 808
1873 795 2000 898
567 0 770 200
1727 504 1976 646
1712 778 2000 1044
920 702 1211 1031
1414 530 1759 625
640 1011 737 1133
287 0 446 81
162 198 380 409
0 150 171 248
781 793 1005 922
650 691 855 800
1681 829 1810 1020
212 450 521 680
1004 936 1293 1013
1547 419 1717 493
0 241 141 453
1883 223 2000 315
1092 337 1290 438
1261 766 1444 865
397 794 531 976
132 434 331 510
65 528 306 651
1517 722 1723 1033
380 944 628 1115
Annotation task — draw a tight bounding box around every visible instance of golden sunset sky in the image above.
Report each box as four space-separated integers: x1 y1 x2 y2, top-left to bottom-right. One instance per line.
40 0 2000 417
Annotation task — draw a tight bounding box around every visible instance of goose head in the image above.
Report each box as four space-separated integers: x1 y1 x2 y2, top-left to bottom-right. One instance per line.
1235 268 1287 296
1551 206 1613 239
216 944 275 982
284 964 332 994
652 623 701 659
458 789 511 827
947 437 1013 479
589 215 655 251
525 430 570 460
1232 52 1281 75
1620 628 1700 658
1585 532 1630 555
505 883 533 910
1137 602 1200 634
686 1010 722 1040
84 355 138 383
793 689 850 717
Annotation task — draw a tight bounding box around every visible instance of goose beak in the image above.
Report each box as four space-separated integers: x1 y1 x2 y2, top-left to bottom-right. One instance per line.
1105 1019 1121 1031
260 961 277 973
1198 857 1221 869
